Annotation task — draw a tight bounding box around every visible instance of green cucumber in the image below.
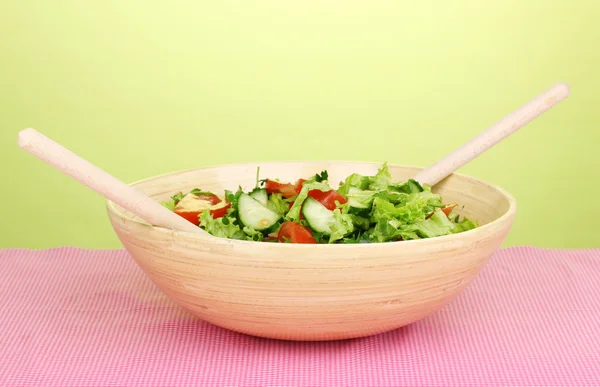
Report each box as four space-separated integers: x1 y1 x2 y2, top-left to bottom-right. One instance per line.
302 197 335 234
249 188 268 207
238 193 281 231
407 179 423 193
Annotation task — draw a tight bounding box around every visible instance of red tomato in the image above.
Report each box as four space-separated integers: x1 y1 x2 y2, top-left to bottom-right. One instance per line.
426 203 458 220
308 190 348 210
196 193 222 206
441 203 458 217
265 179 297 198
277 221 317 244
307 189 329 201
174 210 202 225
175 205 229 226
174 194 230 226
209 201 231 219
294 178 306 194
265 178 347 213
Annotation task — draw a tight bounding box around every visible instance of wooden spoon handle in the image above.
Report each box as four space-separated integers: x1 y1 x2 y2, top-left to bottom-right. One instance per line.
18 128 206 235
414 83 570 186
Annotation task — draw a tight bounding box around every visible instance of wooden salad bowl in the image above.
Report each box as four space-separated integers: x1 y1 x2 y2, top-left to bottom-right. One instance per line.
106 161 516 341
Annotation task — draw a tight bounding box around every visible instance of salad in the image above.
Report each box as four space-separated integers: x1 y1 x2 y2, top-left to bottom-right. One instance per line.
161 163 478 244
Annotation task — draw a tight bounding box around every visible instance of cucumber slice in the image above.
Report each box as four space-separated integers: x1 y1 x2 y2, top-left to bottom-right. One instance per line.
302 197 335 234
238 193 281 231
249 188 268 207
407 179 423 193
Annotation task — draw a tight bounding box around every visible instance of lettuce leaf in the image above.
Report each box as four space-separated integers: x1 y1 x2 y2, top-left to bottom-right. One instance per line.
161 200 177 211
453 217 478 233
338 173 372 196
328 206 355 243
366 209 478 242
337 163 391 195
389 179 423 194
266 193 290 216
161 192 185 211
447 211 479 233
199 211 248 240
368 162 392 191
368 219 402 242
371 194 433 225
242 226 264 241
349 213 371 230
346 187 378 209
411 210 456 238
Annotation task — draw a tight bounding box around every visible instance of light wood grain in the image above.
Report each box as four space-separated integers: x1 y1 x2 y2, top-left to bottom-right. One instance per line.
18 128 204 235
414 82 569 186
106 161 516 341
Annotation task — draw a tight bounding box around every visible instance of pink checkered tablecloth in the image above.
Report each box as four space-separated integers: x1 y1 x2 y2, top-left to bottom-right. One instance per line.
1 247 599 386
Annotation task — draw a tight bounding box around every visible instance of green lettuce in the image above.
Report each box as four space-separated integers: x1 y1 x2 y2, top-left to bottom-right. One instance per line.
389 179 424 194
349 213 371 230
199 211 248 240
453 217 478 233
328 206 355 243
266 193 290 216
339 163 393 194
161 192 185 211
365 209 477 242
368 162 392 191
368 218 403 242
338 173 372 196
346 187 378 209
411 210 457 238
447 211 479 233
242 226 264 241
370 191 439 225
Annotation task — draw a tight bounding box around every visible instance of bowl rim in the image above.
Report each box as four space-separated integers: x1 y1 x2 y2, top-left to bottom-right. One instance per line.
106 160 517 248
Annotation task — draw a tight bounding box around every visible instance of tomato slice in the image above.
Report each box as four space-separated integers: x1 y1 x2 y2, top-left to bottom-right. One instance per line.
294 178 306 194
175 203 230 225
265 178 308 198
174 210 202 225
174 193 229 226
321 191 348 210
195 193 221 206
307 189 329 201
277 221 317 244
265 179 298 198
441 203 458 217
308 190 348 210
209 201 231 219
265 178 347 212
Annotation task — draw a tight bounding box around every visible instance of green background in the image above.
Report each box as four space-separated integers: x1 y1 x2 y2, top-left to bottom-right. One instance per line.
1 1 597 249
